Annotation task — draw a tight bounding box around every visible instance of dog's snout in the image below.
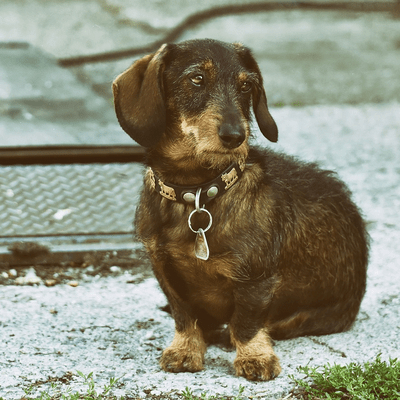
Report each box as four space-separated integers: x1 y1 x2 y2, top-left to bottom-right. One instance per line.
218 124 246 149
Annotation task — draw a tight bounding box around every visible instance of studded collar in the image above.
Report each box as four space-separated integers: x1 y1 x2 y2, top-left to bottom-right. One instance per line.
148 161 245 205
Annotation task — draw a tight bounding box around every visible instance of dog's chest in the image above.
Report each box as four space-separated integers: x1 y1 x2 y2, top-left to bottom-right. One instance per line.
168 249 235 322
136 186 253 321
153 224 237 322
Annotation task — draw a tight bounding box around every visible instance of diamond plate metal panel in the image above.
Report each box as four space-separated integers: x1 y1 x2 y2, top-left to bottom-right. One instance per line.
0 163 144 237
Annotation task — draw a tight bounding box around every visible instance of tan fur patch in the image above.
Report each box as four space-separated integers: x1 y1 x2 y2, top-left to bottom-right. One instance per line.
203 59 214 70
232 329 282 381
160 324 207 373
180 120 199 136
146 168 156 190
203 59 217 80
238 71 248 82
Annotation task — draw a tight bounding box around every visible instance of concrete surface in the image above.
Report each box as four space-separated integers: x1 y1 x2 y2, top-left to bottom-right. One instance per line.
0 1 400 399
0 43 131 146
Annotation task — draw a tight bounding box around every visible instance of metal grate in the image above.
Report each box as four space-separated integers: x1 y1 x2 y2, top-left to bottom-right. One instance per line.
0 163 144 237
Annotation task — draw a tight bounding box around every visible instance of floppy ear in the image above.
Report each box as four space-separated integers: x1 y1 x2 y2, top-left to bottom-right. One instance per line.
234 43 278 142
252 85 278 143
112 44 169 147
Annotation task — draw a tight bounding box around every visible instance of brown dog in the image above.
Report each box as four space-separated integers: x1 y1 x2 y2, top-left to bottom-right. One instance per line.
112 39 368 381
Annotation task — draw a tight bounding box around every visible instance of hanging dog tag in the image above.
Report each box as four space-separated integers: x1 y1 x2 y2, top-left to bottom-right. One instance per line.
194 228 210 261
189 189 212 261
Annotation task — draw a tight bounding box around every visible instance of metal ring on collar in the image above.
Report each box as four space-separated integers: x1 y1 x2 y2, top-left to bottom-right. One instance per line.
188 208 213 234
195 187 202 212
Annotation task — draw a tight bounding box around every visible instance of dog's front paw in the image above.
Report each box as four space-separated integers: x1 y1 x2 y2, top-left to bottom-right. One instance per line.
160 328 206 373
232 329 281 381
161 345 204 372
234 353 281 381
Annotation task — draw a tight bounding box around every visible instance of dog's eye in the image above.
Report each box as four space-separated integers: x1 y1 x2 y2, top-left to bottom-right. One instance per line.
190 75 204 86
241 81 252 93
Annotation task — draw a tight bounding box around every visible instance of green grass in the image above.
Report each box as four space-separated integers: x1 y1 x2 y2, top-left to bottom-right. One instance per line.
181 385 245 400
290 354 400 399
4 371 123 400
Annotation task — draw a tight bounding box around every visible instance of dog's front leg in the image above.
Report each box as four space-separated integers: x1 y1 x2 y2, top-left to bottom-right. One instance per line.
230 281 282 381
161 318 207 373
152 261 207 373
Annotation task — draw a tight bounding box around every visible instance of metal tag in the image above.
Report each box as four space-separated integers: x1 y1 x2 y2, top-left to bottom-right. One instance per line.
194 228 210 261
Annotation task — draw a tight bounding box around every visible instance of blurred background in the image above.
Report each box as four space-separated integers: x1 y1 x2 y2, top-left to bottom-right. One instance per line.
0 0 400 274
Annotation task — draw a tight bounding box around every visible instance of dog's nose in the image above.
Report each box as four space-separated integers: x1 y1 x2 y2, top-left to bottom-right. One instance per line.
218 124 246 149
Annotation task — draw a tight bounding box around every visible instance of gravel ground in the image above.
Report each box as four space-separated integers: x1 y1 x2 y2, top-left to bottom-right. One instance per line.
1 103 400 399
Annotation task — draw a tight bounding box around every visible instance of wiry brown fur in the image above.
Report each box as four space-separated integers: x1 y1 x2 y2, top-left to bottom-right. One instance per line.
113 39 369 381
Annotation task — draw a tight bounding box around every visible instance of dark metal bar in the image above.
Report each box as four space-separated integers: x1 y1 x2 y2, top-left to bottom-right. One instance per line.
0 145 146 165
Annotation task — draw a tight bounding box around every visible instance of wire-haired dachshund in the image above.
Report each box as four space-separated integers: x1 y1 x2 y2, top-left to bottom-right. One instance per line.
112 39 369 381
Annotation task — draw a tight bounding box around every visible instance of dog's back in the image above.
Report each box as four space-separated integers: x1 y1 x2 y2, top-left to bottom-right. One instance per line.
245 146 368 339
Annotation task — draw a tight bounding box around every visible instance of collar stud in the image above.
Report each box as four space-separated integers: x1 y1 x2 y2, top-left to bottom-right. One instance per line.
207 185 219 198
183 192 196 203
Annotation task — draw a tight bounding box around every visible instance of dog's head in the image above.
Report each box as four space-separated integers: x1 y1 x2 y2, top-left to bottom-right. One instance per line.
113 39 277 168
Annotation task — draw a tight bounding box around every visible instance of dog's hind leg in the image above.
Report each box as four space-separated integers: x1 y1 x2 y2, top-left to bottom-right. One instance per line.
267 299 362 340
